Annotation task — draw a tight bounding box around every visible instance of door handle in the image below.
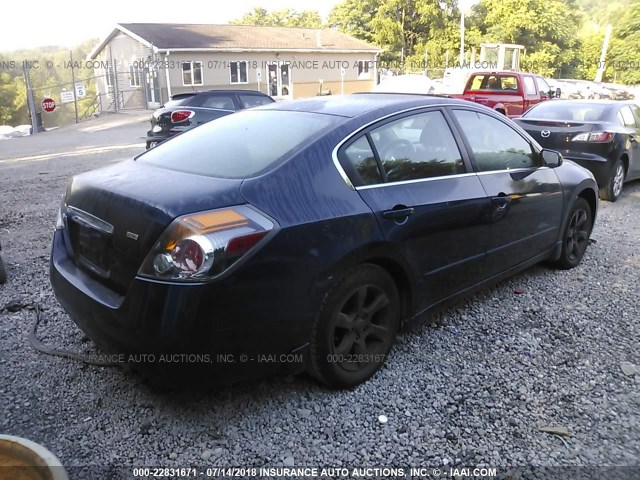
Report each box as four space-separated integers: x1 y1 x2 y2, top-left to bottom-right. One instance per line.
382 207 415 220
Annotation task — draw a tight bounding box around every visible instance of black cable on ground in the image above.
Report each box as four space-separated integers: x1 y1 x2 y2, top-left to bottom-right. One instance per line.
29 303 121 367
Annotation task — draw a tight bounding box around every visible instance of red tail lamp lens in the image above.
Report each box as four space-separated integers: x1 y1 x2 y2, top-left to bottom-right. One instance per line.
171 110 194 123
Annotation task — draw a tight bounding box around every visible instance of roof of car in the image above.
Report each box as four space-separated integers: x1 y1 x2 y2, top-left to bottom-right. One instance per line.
173 89 270 97
262 94 477 118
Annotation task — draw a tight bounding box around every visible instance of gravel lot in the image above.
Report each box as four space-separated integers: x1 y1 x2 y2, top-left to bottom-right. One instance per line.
1 114 639 479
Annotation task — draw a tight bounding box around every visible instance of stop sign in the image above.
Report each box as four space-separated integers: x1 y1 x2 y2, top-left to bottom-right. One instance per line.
42 98 56 112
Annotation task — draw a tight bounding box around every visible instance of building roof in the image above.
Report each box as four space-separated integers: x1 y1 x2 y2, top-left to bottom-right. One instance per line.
88 23 381 59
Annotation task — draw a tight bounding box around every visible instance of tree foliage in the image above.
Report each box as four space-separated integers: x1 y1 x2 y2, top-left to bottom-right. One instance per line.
608 1 640 84
231 7 322 27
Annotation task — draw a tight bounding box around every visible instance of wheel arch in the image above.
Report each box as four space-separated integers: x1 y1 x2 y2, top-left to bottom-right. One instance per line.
620 153 629 175
311 245 417 326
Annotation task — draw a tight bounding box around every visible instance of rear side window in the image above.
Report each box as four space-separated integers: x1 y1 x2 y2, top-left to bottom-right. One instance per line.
453 110 536 171
138 110 340 178
342 137 383 186
369 111 465 182
195 95 236 110
523 76 537 95
239 95 275 108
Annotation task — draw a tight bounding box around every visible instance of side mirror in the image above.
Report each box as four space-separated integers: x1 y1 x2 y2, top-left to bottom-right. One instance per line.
541 149 563 168
555 88 561 98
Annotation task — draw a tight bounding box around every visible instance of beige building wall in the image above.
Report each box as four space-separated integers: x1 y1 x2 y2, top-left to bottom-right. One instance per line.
94 32 155 110
160 51 378 99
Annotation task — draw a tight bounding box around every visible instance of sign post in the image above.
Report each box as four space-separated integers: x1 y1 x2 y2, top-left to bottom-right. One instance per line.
256 69 262 93
340 68 346 95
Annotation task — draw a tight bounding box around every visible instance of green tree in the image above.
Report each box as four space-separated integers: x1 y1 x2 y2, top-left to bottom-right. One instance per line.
329 0 461 66
231 7 322 27
0 72 18 124
469 0 582 76
608 0 640 83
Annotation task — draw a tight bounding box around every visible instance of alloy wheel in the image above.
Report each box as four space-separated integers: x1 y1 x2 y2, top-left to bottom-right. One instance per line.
565 208 590 261
332 284 392 372
612 164 625 198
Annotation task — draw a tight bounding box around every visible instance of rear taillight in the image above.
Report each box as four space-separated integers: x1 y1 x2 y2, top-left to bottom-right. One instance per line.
138 206 276 282
170 110 195 123
571 132 614 143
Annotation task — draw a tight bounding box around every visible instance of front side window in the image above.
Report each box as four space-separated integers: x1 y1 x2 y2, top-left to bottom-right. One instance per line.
230 61 248 84
369 111 465 182
453 110 536 172
535 76 550 94
182 62 203 86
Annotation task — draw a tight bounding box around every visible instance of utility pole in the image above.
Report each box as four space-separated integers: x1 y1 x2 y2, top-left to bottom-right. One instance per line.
595 25 612 83
23 62 38 135
70 50 79 123
459 9 465 65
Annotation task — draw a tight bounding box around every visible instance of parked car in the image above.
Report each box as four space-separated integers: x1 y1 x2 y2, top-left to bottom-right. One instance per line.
515 100 640 201
449 71 556 117
51 95 598 388
146 89 274 148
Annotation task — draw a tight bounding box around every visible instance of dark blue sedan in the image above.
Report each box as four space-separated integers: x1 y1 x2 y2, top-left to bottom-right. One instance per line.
51 94 599 388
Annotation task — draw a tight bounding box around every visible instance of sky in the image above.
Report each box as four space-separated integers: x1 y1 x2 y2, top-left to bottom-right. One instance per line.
0 0 342 51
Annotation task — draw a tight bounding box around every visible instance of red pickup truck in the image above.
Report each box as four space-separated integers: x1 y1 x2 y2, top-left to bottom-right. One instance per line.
450 71 556 117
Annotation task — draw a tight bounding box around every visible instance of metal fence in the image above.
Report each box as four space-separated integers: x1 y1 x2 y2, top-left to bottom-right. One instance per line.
23 59 161 132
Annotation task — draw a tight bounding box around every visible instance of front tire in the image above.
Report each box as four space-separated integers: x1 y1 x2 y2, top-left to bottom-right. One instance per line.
599 160 625 202
552 198 593 270
308 265 400 389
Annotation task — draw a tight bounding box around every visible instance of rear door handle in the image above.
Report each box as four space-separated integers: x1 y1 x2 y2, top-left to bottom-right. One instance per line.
382 207 415 220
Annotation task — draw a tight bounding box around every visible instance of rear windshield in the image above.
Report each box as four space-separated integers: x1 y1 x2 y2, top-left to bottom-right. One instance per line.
525 102 608 121
137 110 340 178
164 95 194 108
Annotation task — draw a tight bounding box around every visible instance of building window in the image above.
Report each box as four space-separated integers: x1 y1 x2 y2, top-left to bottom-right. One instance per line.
129 66 142 87
182 61 203 86
230 61 248 84
105 66 114 87
357 60 371 79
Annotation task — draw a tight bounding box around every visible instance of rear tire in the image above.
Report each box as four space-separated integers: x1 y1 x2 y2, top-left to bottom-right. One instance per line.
599 160 625 202
307 264 400 389
552 198 593 270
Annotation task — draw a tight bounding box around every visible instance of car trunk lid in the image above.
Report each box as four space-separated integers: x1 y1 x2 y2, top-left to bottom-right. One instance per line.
62 160 245 293
515 119 605 150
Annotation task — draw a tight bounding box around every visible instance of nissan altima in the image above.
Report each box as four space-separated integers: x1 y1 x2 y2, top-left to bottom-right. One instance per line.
51 94 598 388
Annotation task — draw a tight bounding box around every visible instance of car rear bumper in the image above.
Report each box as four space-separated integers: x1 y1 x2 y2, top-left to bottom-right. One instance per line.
50 230 309 384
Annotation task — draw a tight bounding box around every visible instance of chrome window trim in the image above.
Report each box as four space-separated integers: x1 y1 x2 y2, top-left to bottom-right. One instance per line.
331 103 452 190
355 172 478 191
476 166 550 175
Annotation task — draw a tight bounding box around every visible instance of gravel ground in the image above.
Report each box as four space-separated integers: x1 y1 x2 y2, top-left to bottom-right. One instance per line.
1 117 639 479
